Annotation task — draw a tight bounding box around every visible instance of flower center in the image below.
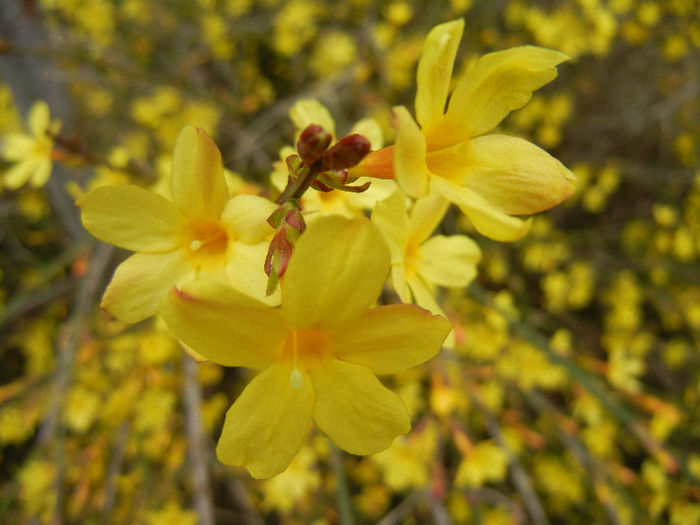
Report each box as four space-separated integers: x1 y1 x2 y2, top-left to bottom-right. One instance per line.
284 329 329 388
183 218 229 261
403 239 420 281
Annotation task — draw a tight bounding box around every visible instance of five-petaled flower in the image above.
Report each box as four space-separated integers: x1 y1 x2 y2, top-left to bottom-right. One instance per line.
1 101 60 190
161 215 452 478
355 19 576 241
77 126 278 323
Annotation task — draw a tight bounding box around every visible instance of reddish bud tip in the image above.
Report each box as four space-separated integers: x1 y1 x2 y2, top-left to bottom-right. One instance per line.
172 286 196 301
322 134 371 171
297 124 332 166
284 209 305 231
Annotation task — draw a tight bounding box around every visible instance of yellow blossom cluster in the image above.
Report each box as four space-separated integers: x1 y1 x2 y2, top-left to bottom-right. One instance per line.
1 0 699 524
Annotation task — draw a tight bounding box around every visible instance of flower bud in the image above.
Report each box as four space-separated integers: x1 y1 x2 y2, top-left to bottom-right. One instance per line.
321 134 371 171
296 124 332 166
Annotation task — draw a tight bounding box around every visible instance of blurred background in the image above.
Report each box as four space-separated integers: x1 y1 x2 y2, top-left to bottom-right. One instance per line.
0 0 698 523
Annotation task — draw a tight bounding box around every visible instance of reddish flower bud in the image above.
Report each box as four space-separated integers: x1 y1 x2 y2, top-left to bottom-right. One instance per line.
322 134 371 171
296 124 332 166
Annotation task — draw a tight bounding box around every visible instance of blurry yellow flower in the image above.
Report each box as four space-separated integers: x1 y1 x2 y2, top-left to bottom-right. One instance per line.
1 101 60 190
78 126 277 322
455 440 508 487
358 19 575 241
372 189 481 316
161 216 451 478
147 501 198 525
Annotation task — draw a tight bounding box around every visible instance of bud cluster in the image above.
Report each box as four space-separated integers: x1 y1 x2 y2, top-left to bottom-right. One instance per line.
265 124 373 294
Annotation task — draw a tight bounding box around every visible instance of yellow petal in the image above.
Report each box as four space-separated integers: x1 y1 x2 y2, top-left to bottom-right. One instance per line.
220 194 277 243
431 46 569 146
332 304 451 374
392 106 431 198
371 190 410 264
101 250 188 323
217 360 314 479
407 274 444 316
416 235 481 288
409 191 450 244
170 126 228 218
415 19 464 131
460 134 576 215
2 134 34 161
226 241 280 305
351 117 384 150
28 101 50 138
390 263 412 303
3 159 38 189
433 178 532 242
282 216 389 330
160 279 288 368
289 98 335 138
77 185 186 252
310 358 410 454
29 158 52 187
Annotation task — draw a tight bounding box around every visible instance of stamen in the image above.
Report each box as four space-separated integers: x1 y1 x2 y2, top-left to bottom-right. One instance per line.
289 330 303 388
290 368 303 388
189 240 203 251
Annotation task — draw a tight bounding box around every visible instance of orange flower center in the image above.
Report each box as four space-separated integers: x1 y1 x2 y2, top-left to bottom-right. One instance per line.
183 218 229 263
282 329 330 387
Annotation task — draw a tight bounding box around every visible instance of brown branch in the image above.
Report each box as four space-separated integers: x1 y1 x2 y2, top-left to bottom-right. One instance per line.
181 351 215 525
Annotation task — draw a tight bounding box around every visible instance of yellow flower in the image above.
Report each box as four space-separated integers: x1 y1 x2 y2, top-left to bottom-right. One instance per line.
357 19 575 241
161 215 452 478
77 126 277 323
1 100 60 189
372 189 481 315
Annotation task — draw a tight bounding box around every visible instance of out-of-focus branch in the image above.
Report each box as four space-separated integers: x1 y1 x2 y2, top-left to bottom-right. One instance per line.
182 351 215 525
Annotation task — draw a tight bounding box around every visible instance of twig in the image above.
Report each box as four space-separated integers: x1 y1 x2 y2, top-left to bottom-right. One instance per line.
329 442 355 525
525 390 628 525
465 382 549 525
376 492 419 525
36 241 114 523
221 471 266 525
181 351 215 525
100 422 131 515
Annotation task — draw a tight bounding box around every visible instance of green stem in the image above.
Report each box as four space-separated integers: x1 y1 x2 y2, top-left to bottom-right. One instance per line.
329 442 355 525
275 162 323 204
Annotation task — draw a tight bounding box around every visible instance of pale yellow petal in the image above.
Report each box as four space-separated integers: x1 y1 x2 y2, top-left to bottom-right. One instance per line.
3 159 37 189
390 264 412 304
28 101 50 138
460 134 575 215
220 194 277 243
332 304 451 374
433 178 532 242
217 360 314 479
415 19 464 131
393 106 432 198
29 158 52 187
409 191 450 244
170 126 228 218
407 274 444 316
416 235 481 288
289 98 335 138
431 46 569 145
77 185 186 252
2 134 34 161
371 190 410 263
226 241 280 305
160 279 288 368
310 358 410 454
101 250 188 323
282 216 389 330
351 117 384 150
